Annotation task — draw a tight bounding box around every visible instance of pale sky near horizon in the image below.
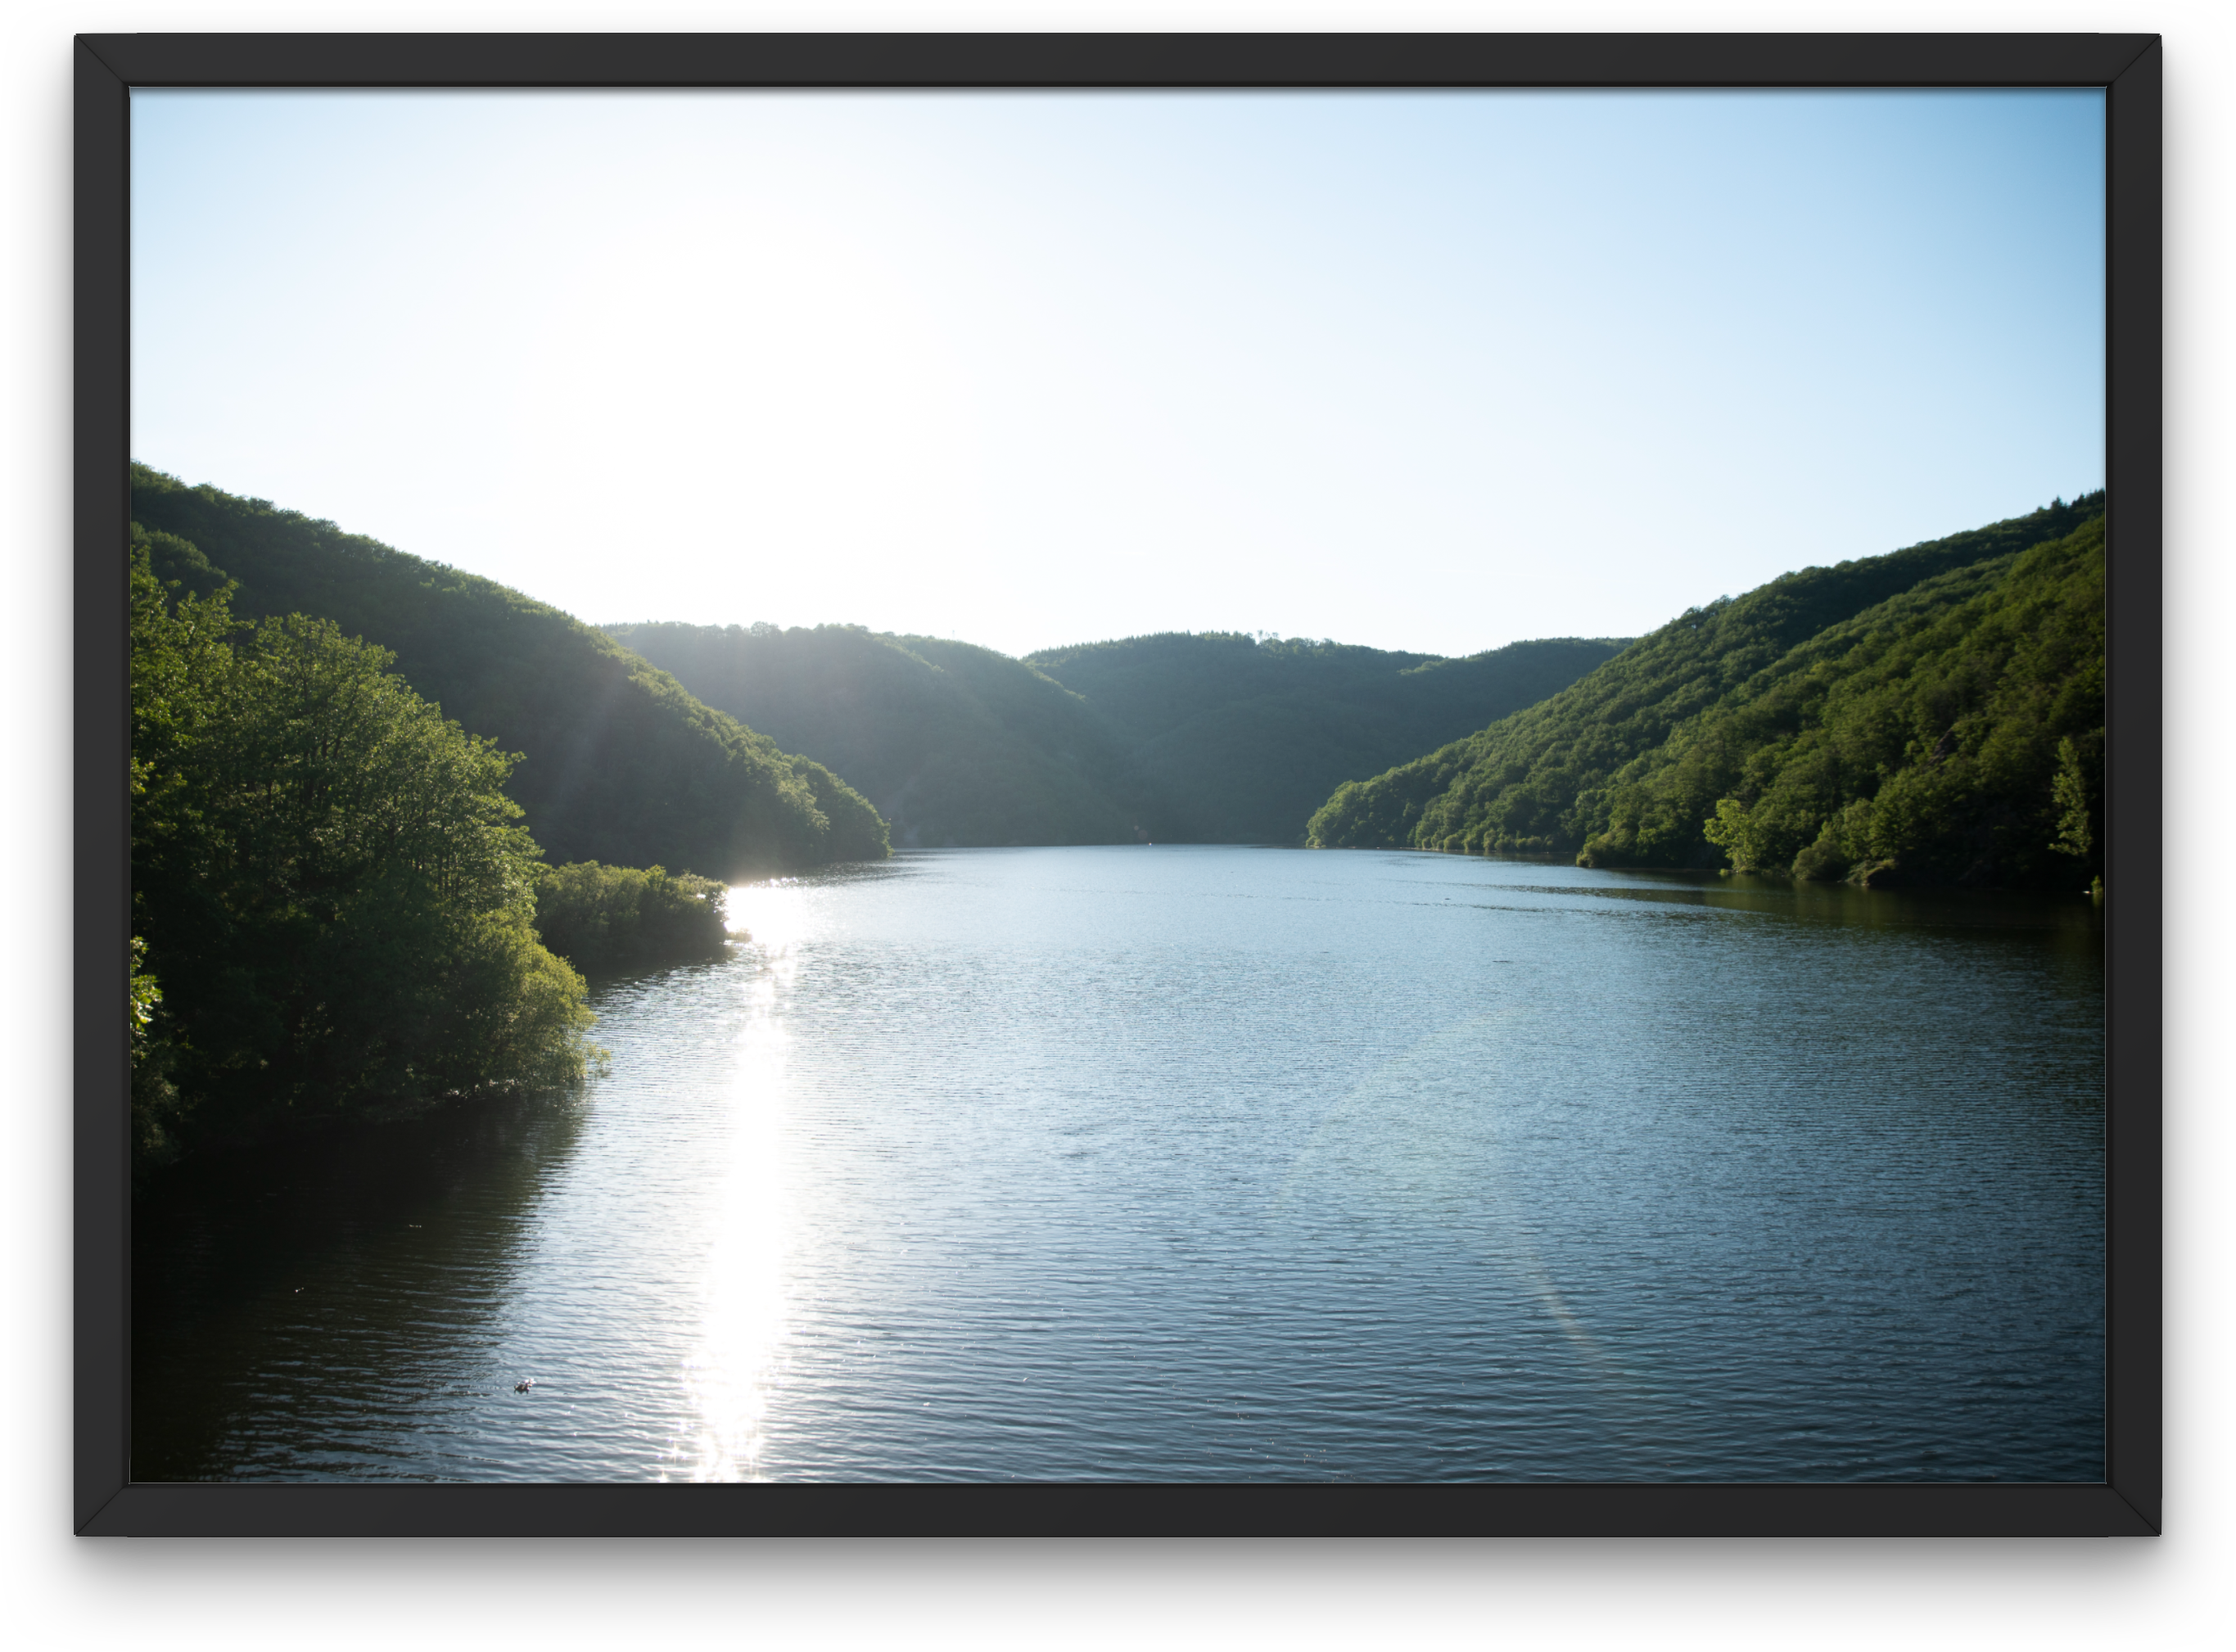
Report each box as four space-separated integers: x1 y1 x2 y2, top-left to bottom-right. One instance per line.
131 88 2104 661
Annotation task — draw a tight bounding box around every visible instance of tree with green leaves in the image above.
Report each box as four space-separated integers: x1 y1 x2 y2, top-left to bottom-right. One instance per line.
534 861 733 975
130 530 597 1176
131 466 890 877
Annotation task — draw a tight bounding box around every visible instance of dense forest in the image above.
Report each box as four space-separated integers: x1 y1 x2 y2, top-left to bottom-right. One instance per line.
130 531 599 1176
614 623 1625 848
1026 632 1630 845
606 622 1157 846
131 467 889 877
1308 494 2106 891
128 467 897 1180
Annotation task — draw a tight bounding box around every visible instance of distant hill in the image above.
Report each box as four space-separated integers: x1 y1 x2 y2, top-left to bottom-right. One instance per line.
130 466 888 878
603 623 1158 848
1025 633 1631 845
1308 494 2106 890
613 623 1626 848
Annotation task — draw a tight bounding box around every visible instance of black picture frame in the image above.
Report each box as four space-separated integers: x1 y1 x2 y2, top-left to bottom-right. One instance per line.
75 30 2162 1538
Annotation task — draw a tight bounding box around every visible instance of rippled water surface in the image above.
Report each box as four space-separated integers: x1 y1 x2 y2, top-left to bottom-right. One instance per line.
133 846 2105 1482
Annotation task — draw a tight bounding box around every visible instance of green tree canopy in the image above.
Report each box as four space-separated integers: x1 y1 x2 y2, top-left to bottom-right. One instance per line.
131 530 597 1171
1601 515 2104 887
534 861 733 976
1309 493 2105 891
131 466 888 877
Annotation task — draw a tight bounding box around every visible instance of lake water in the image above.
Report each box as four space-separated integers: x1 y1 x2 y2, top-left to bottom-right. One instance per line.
133 845 2106 1483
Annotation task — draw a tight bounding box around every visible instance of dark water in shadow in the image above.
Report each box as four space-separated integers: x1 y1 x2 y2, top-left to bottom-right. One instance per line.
133 846 2103 1482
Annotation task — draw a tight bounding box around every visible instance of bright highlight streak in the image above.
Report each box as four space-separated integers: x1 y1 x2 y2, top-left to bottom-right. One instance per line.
670 882 818 1480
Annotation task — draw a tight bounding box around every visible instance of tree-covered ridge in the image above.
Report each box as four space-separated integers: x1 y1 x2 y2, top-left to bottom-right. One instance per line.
1308 493 2105 890
605 621 1156 848
615 622 1627 848
130 466 888 878
1619 514 2104 888
130 530 597 1175
1023 631 1631 845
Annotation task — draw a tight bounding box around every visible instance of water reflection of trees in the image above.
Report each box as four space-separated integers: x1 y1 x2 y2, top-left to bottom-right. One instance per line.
130 1093 588 1481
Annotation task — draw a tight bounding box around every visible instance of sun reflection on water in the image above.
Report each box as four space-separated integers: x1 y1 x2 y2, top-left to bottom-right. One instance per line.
725 877 819 955
670 880 816 1481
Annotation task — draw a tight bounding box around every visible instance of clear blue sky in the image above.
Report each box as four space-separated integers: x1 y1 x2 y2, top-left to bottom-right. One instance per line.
132 88 2104 660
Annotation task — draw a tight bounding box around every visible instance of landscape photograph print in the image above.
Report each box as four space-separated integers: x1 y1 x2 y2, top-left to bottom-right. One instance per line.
120 77 2118 1501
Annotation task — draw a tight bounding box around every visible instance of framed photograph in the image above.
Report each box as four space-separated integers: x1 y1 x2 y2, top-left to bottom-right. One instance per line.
78 32 2161 1537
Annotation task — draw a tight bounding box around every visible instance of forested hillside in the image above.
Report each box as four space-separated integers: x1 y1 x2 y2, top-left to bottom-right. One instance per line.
131 467 888 876
606 623 1159 847
1308 494 2105 890
129 531 598 1174
1022 632 1630 845
1610 514 2104 888
617 624 1624 848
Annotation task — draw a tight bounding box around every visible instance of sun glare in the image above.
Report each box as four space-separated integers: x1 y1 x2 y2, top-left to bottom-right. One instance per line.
669 884 816 1481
